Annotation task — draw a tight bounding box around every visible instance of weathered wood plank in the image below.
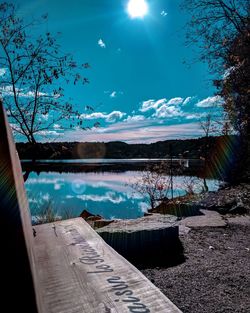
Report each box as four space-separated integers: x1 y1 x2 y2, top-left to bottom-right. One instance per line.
34 218 182 313
0 100 41 311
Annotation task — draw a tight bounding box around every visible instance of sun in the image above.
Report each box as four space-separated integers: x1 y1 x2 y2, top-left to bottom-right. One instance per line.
127 0 148 19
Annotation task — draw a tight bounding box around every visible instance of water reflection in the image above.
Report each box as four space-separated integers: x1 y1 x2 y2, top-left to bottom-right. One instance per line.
25 171 219 221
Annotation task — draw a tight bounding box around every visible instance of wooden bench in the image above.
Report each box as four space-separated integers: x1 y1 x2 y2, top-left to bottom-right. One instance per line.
0 100 182 313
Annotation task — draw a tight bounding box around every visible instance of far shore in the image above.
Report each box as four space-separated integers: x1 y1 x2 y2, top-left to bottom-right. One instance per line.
20 158 214 178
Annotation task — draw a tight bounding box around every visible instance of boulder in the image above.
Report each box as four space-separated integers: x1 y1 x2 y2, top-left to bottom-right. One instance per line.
93 219 114 229
151 200 200 217
86 215 102 221
96 214 183 266
180 209 227 228
80 209 102 220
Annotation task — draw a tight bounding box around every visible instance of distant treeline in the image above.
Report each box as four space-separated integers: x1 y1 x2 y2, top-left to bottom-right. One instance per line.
16 135 238 161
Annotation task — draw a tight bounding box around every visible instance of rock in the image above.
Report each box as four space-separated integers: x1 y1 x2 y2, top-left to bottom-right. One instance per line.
226 216 250 226
86 215 102 221
218 182 231 190
197 183 250 215
229 201 247 214
179 225 191 235
80 209 94 220
224 199 237 208
93 219 114 229
152 200 200 217
180 210 227 228
96 214 182 265
143 212 153 217
80 209 102 220
97 214 178 233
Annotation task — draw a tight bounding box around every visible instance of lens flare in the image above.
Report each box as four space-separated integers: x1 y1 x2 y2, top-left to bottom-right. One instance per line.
71 179 86 195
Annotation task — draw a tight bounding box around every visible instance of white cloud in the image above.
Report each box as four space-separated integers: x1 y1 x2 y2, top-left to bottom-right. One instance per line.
185 113 206 120
36 130 60 136
154 98 168 107
160 10 168 17
167 97 184 105
154 105 184 118
0 68 7 76
0 85 14 96
196 96 224 108
124 115 145 122
183 97 193 105
57 119 203 144
140 97 185 113
98 38 106 48
0 85 49 98
22 90 48 98
140 98 167 112
80 110 126 123
53 123 61 130
106 111 126 122
140 99 156 112
105 90 123 97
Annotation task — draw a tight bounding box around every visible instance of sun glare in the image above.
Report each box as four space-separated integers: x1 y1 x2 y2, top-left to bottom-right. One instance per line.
127 0 148 19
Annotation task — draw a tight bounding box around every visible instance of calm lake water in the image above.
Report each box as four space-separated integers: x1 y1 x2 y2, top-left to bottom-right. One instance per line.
22 158 168 163
25 170 219 221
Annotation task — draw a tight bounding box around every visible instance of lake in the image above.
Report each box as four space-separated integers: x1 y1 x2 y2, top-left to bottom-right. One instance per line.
21 158 190 165
25 170 219 222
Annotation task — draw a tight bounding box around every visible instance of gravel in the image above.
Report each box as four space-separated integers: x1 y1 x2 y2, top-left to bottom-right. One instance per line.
141 222 250 313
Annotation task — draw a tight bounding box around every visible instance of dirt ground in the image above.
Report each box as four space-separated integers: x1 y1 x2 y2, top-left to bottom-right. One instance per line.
141 218 250 313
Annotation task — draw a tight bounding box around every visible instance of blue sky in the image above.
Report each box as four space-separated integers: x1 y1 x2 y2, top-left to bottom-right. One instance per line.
2 0 224 143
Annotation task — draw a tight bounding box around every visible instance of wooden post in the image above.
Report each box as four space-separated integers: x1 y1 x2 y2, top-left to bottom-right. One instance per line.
0 100 40 312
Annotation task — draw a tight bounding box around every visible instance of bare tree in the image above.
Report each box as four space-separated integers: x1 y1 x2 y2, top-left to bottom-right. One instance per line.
0 2 89 144
200 113 213 138
182 176 204 196
131 162 171 210
182 0 249 135
199 113 216 191
214 113 233 136
182 0 249 182
182 0 248 74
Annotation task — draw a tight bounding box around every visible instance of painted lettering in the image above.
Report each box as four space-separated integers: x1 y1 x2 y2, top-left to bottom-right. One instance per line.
115 290 133 296
79 256 104 265
123 296 141 303
88 264 113 274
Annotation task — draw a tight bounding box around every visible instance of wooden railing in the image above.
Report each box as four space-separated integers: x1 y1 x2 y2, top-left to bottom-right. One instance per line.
0 100 182 313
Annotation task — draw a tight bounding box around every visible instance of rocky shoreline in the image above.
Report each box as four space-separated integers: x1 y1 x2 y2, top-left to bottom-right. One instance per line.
149 183 250 217
84 183 250 313
197 183 250 214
